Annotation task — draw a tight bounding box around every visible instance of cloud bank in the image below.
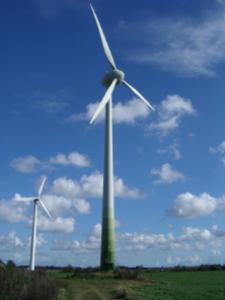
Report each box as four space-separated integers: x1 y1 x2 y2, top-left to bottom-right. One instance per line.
126 5 225 76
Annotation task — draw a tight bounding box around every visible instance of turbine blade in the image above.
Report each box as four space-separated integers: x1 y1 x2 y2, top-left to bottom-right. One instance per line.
14 196 34 202
38 176 47 197
38 199 51 218
122 80 155 111
90 79 117 124
90 3 117 69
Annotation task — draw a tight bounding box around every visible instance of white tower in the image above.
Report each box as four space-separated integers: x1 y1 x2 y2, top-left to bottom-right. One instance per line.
89 4 154 271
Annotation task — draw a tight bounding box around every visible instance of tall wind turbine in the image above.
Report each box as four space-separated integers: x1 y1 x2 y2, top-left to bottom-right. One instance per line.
15 176 51 271
89 4 155 271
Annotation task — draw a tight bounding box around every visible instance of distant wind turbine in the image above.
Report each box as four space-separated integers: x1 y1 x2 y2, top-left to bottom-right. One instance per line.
89 4 155 271
15 176 51 271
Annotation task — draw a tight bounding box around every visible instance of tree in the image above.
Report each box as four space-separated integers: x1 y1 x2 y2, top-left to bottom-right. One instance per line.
6 260 16 268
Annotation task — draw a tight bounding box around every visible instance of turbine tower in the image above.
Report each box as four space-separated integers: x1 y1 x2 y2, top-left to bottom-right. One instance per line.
89 4 155 271
15 176 51 271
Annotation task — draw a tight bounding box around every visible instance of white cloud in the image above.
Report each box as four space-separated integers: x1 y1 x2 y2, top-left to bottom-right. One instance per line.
51 172 141 200
157 141 182 160
149 95 196 136
42 171 140 217
0 171 139 230
159 95 195 118
49 151 90 167
0 199 27 223
221 157 225 166
52 223 102 252
2 216 225 267
50 177 81 198
169 192 218 219
43 194 90 216
10 155 41 173
27 234 46 248
41 195 71 216
84 223 102 250
112 98 150 124
72 198 91 214
166 255 173 265
52 239 81 251
151 163 185 184
0 231 46 264
121 231 186 252
209 141 225 166
35 98 69 114
212 225 225 237
0 231 26 251
218 195 225 213
4 222 225 267
170 143 182 160
187 254 201 265
79 172 103 198
11 151 91 173
52 221 125 253
180 227 212 241
127 8 225 76
114 177 141 198
36 234 46 247
67 98 151 125
120 224 225 255
32 0 84 18
209 141 225 154
80 171 142 199
121 232 168 248
216 0 225 7
68 102 103 123
37 216 75 233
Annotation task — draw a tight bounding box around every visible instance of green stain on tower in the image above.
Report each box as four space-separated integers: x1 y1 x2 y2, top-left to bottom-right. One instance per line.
100 216 115 271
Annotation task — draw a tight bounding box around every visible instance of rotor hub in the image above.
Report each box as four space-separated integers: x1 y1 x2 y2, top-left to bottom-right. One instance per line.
102 69 125 87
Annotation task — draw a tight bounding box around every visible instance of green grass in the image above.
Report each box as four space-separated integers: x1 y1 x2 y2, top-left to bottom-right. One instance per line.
50 270 225 300
48 269 74 279
134 271 225 300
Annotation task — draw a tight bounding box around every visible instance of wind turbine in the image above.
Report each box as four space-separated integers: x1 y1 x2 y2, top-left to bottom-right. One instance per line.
89 4 155 271
15 176 51 271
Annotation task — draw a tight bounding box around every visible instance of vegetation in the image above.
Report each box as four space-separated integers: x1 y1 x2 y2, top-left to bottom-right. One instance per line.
0 261 58 300
1 261 225 299
50 266 225 300
134 270 225 300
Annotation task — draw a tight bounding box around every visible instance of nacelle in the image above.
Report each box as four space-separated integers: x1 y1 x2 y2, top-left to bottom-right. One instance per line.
102 69 125 87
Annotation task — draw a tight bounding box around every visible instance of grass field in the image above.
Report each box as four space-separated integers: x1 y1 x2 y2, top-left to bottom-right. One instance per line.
50 269 225 300
135 271 225 300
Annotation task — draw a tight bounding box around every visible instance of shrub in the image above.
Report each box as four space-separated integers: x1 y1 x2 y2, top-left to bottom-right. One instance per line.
62 264 74 273
0 259 5 269
25 270 58 300
0 267 59 300
113 285 128 299
6 260 16 269
114 268 144 280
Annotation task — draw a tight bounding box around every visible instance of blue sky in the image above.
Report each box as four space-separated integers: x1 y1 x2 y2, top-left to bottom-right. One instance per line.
1 0 225 267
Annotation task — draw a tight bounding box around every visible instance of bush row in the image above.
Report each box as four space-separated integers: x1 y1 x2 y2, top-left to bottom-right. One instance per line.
0 264 58 300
